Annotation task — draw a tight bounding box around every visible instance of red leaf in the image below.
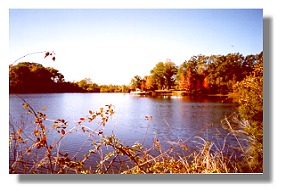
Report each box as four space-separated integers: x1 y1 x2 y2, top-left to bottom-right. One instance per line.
44 52 50 58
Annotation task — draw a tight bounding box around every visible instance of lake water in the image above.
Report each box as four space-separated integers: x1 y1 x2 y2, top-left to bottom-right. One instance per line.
9 93 239 172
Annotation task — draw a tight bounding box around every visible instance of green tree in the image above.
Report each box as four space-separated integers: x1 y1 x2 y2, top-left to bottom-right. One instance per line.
9 62 84 93
119 85 130 93
46 67 65 83
164 60 178 89
77 78 100 92
150 60 178 90
9 63 34 93
9 62 57 93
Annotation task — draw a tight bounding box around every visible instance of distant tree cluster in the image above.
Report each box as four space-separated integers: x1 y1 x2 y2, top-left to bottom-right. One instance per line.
100 84 129 93
130 52 263 95
77 78 100 92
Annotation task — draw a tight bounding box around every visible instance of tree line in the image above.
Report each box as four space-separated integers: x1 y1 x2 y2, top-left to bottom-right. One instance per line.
9 62 129 93
130 52 263 95
9 51 262 94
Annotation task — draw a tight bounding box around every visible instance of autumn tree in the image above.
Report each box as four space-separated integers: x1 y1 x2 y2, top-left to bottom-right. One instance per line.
202 76 210 92
130 75 142 90
176 53 260 94
177 56 202 93
231 51 263 172
178 71 187 90
145 75 156 90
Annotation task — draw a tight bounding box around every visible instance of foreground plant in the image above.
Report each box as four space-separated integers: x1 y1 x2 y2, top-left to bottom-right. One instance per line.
229 52 263 173
9 97 116 173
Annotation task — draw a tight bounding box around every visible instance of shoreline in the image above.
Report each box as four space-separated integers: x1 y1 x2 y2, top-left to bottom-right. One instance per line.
9 90 231 97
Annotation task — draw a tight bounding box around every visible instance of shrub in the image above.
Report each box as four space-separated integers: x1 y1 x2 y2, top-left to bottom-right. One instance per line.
229 52 263 172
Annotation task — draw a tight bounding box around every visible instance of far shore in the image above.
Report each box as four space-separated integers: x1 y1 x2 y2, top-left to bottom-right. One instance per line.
9 90 230 96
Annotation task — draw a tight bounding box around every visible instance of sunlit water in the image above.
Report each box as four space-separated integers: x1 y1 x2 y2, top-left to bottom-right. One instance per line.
9 93 239 171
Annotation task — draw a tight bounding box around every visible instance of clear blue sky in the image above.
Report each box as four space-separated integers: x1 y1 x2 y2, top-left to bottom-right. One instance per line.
9 9 263 85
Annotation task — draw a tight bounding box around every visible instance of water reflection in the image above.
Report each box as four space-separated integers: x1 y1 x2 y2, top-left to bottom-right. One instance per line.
9 93 238 170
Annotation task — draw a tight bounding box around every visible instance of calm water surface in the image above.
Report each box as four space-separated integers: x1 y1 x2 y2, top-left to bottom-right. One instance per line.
9 93 238 169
